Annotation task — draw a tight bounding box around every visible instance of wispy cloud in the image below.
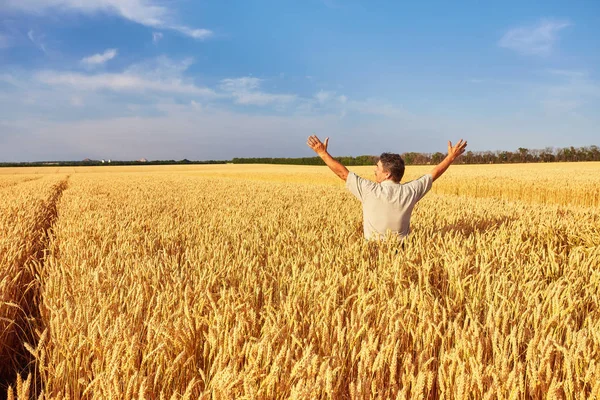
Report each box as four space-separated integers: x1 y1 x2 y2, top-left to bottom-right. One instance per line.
313 90 347 105
30 60 301 108
2 65 599 161
27 29 47 53
309 90 348 118
499 19 571 56
190 100 202 110
302 92 402 120
0 106 352 161
36 57 216 96
220 77 261 92
174 27 212 40
81 48 118 67
3 0 213 40
152 32 163 44
315 90 334 104
220 77 297 106
36 70 216 96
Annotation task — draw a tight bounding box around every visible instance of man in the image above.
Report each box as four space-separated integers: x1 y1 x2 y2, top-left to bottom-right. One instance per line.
306 135 467 240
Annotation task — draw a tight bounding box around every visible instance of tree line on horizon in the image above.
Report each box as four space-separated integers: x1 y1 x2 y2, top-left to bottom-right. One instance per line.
232 145 600 166
1 145 599 167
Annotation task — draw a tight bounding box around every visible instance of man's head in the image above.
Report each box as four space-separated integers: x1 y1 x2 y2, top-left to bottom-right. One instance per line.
375 153 405 183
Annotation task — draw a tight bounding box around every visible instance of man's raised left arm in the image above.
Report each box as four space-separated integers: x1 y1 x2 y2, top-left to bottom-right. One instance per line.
307 135 349 181
430 139 467 182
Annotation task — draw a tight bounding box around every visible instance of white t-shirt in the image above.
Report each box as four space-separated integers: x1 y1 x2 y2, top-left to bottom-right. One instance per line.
346 172 433 240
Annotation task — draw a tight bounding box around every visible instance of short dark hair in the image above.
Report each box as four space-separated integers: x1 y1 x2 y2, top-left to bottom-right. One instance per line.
379 153 405 182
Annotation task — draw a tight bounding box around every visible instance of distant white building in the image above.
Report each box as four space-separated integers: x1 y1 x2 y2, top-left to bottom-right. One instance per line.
101 159 105 164
138 158 148 163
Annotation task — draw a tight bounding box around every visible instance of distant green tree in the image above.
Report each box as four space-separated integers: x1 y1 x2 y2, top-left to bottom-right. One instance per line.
518 147 529 163
431 152 444 164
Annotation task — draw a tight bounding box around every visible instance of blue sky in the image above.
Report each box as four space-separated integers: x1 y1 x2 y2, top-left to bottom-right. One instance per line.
0 0 599 161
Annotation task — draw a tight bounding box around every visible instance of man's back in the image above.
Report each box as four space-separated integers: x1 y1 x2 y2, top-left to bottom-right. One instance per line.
346 172 433 239
306 135 466 240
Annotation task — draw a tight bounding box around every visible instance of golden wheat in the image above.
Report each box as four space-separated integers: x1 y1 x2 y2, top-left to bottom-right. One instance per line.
0 175 67 394
1 163 599 399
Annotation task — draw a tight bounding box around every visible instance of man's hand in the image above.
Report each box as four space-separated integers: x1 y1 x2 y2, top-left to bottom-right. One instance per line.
430 138 468 182
307 135 330 155
306 134 348 181
448 139 468 161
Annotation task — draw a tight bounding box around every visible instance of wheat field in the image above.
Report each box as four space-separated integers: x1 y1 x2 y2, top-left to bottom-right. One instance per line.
1 163 599 399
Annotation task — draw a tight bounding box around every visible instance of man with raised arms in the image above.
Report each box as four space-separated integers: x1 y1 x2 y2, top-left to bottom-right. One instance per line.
307 135 467 240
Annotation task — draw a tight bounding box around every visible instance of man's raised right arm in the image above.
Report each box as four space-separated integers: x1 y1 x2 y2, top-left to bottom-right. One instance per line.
306 135 349 181
430 139 467 182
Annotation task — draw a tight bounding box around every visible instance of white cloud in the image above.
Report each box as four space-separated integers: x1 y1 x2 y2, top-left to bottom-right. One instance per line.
34 56 219 97
3 0 212 40
81 48 118 66
0 104 353 161
27 30 47 53
22 59 301 108
152 32 163 43
4 0 165 26
313 90 348 106
309 91 348 118
123 56 197 85
498 19 571 55
5 95 598 162
220 77 261 92
315 90 334 104
2 67 600 161
235 91 296 106
220 77 297 106
174 27 212 40
36 70 216 96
